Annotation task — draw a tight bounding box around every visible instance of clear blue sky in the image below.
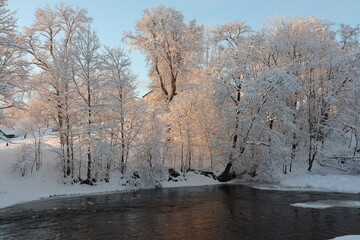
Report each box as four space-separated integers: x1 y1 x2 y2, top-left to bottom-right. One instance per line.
8 0 360 95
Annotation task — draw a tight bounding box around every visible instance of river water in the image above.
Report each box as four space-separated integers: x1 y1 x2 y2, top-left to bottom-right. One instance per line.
1 184 360 240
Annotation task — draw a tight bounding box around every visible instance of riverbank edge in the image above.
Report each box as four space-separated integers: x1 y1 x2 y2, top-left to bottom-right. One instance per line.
238 181 360 195
0 176 223 210
4 169 360 210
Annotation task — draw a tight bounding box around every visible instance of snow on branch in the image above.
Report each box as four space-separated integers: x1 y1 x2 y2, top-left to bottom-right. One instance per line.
0 41 31 50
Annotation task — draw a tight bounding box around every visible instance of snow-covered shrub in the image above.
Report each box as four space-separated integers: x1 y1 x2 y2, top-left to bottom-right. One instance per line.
13 143 34 177
125 152 166 189
232 136 289 183
126 134 167 189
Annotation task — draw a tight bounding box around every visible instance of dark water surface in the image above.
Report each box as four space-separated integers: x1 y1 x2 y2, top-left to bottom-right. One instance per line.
1 184 360 240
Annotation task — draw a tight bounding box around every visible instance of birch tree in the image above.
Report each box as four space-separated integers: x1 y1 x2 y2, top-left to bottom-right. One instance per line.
21 3 91 179
72 27 101 181
124 5 203 103
100 46 140 177
0 0 28 112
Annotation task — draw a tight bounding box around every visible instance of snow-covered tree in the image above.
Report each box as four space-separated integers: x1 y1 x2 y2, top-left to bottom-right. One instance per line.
99 46 140 177
210 21 255 180
21 3 91 179
264 17 359 171
72 27 101 181
125 6 207 174
124 5 203 103
14 143 33 177
16 98 48 172
4 3 359 184
0 0 28 112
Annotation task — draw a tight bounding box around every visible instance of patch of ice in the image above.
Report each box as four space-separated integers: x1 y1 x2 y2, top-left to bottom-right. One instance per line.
291 200 360 209
243 183 324 192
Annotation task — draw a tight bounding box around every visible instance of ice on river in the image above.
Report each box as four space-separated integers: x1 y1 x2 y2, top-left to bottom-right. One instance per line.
291 200 360 209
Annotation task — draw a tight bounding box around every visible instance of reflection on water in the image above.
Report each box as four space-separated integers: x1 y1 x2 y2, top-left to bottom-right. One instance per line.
1 185 360 240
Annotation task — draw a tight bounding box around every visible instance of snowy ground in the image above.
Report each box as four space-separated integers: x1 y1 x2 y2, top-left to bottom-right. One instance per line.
246 173 360 193
331 236 360 240
279 173 360 193
245 174 360 194
244 166 360 194
0 134 219 209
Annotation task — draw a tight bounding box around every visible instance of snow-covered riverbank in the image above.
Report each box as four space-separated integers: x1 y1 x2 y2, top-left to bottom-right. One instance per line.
2 133 360 210
0 170 219 209
244 172 360 194
331 236 360 240
0 135 219 209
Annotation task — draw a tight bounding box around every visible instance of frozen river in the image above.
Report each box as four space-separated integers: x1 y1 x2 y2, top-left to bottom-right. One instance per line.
1 184 360 239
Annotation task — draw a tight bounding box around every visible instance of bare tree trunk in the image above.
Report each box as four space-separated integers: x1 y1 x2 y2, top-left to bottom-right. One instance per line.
181 142 184 176
307 88 317 171
71 131 74 179
66 117 71 177
308 136 318 171
119 86 126 174
208 139 214 170
187 149 192 171
268 118 275 173
217 162 236 182
78 143 82 180
290 98 298 173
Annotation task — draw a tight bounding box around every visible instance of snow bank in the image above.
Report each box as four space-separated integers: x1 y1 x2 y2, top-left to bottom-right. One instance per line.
0 135 219 209
3 133 360 210
331 236 360 240
242 171 360 194
0 136 127 209
280 174 360 194
0 173 219 209
162 171 219 188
